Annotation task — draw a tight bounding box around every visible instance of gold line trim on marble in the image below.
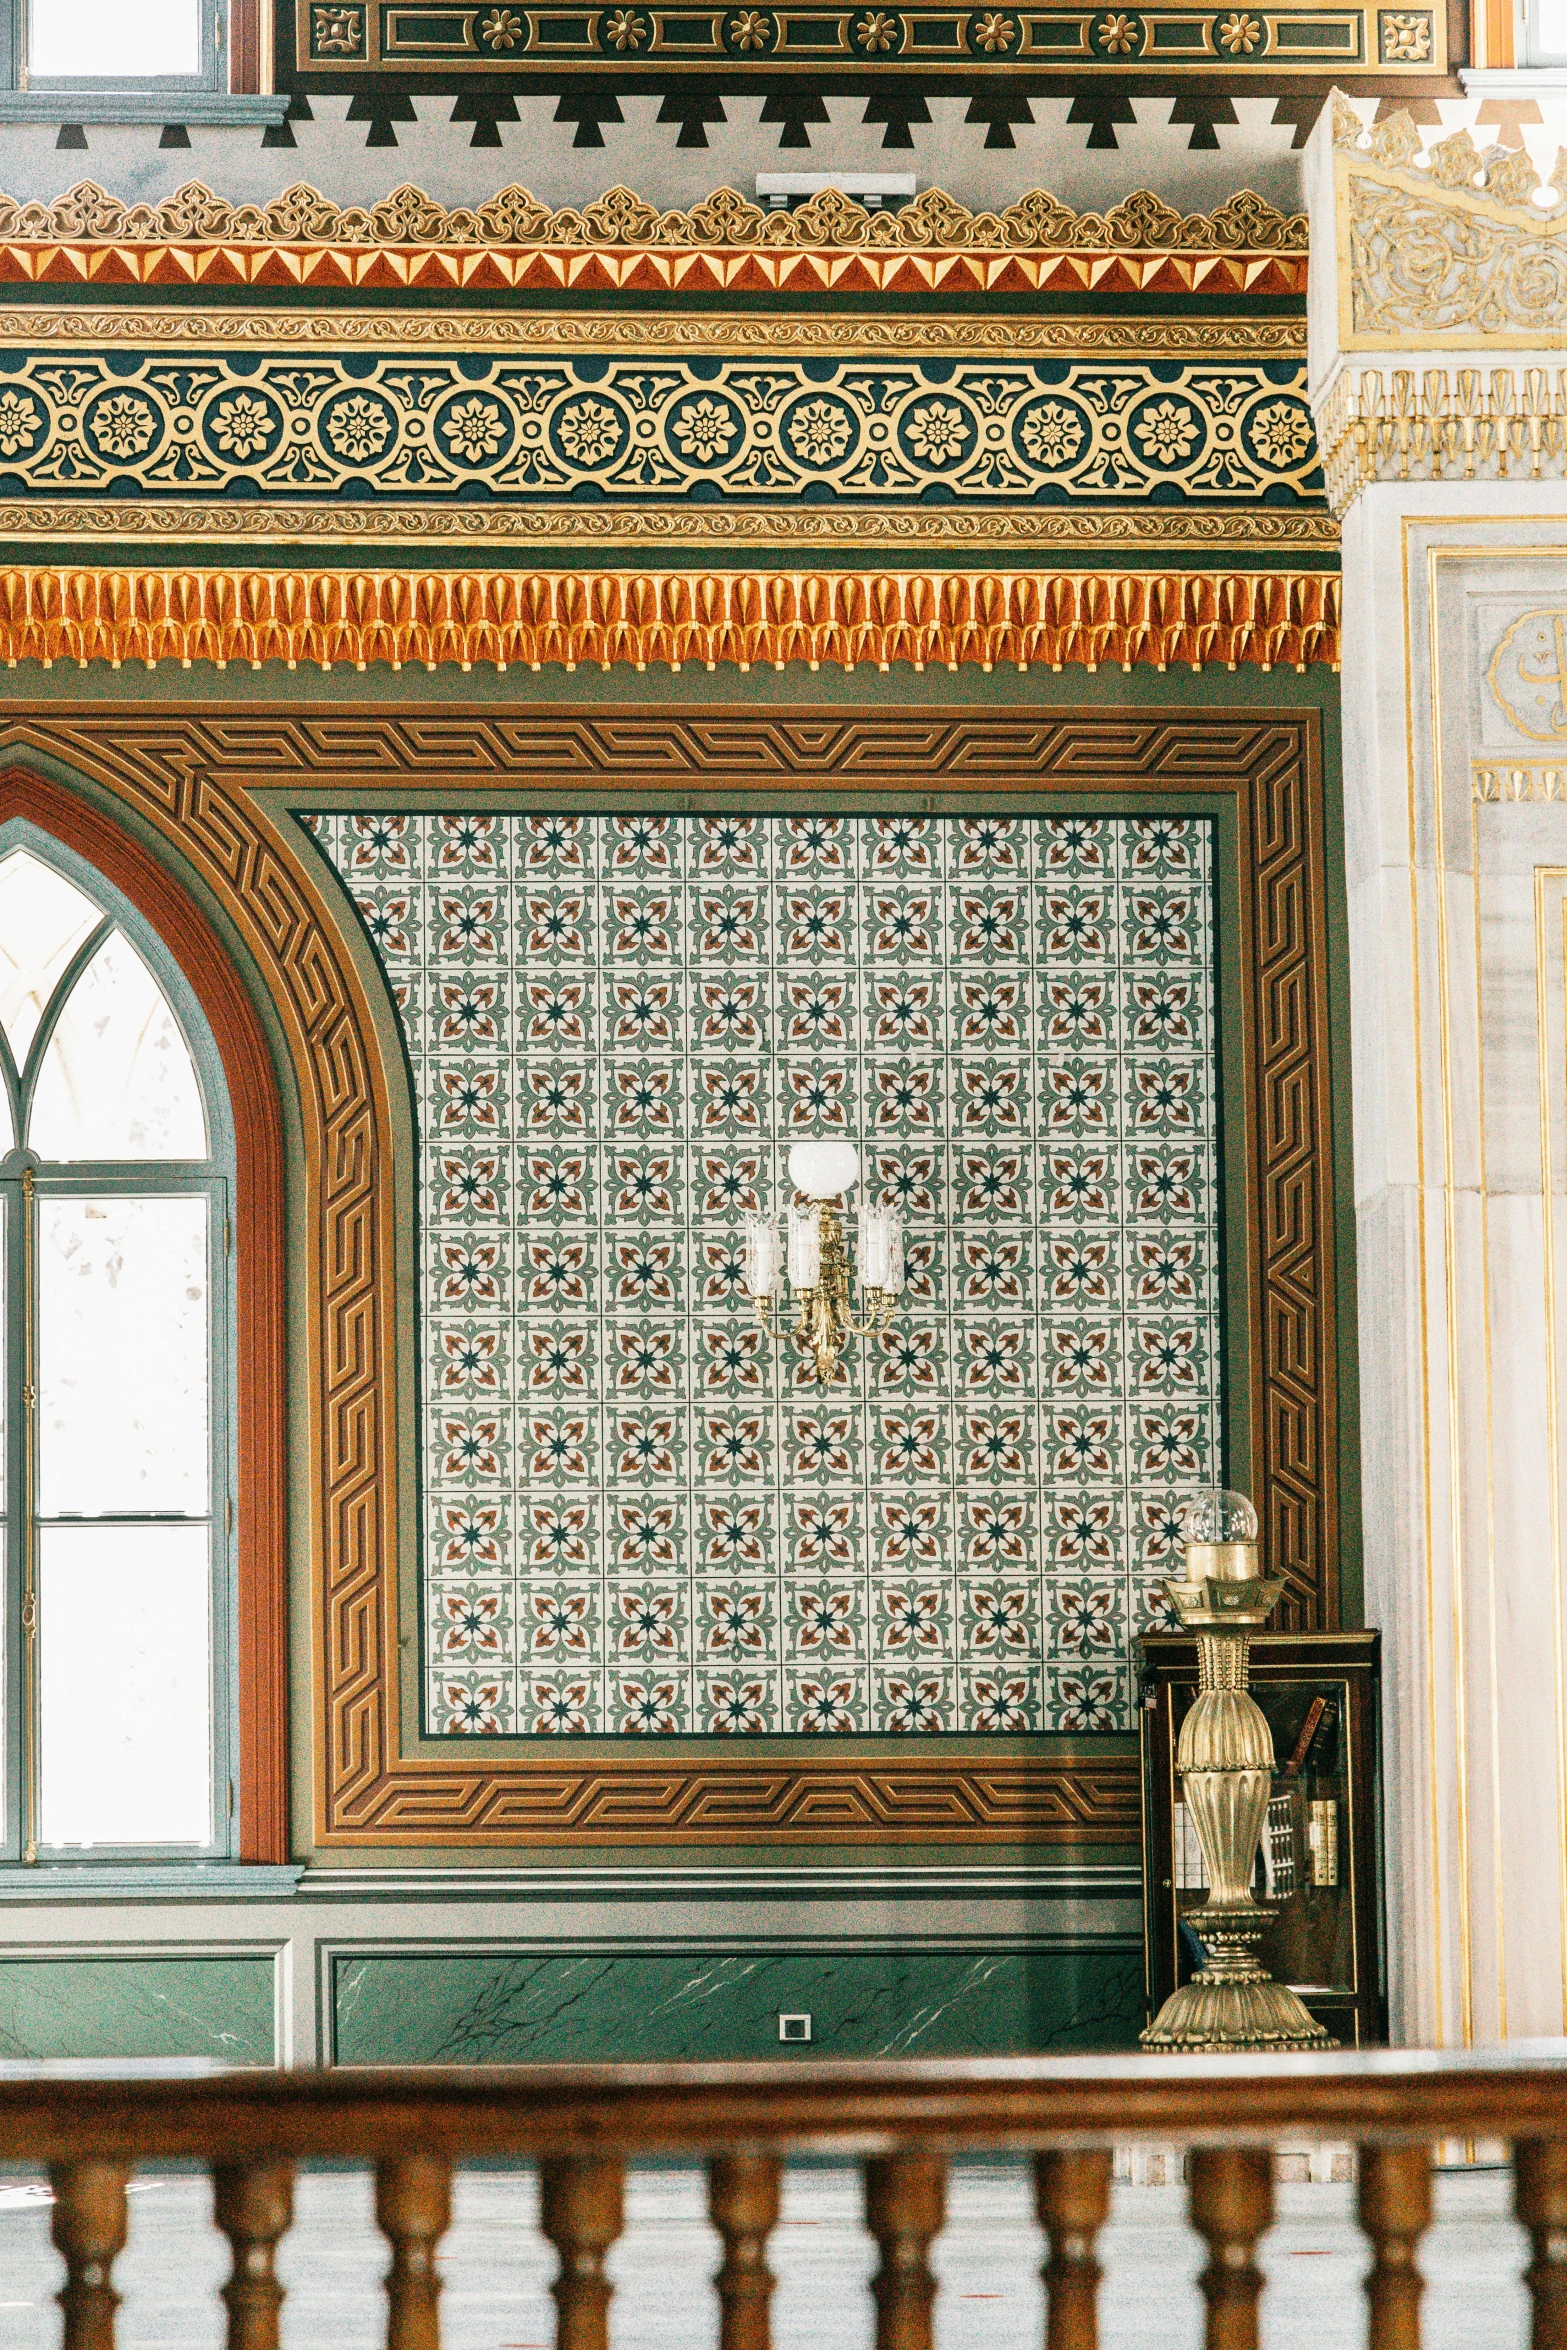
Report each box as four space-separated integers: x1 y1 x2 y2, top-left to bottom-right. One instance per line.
1428 535 1477 2044
1399 511 1445 2042
1534 871 1567 2030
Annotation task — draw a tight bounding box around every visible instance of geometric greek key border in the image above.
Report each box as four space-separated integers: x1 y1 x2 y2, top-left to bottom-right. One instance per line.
0 708 1336 1846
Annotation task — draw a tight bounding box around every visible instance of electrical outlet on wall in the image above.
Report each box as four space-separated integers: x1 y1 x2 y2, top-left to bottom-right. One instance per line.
778 2013 812 2043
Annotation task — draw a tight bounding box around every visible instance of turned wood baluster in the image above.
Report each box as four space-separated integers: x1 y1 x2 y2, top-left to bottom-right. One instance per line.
1035 2150 1113 2350
376 2153 453 2350
1188 2149 1273 2350
1358 2145 1432 2350
214 2162 294 2350
864 2151 946 2350
1518 2141 1567 2350
709 2153 782 2350
50 2161 130 2350
539 2157 625 2350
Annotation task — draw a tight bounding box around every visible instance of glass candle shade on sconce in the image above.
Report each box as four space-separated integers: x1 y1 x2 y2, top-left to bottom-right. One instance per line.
1141 1484 1335 2054
739 1140 905 1383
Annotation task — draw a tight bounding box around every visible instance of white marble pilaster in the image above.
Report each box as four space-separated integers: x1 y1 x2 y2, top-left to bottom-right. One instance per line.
1309 90 1567 2043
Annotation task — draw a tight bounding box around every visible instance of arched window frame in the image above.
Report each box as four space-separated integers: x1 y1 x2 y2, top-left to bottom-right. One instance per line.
0 817 238 1860
0 773 287 1868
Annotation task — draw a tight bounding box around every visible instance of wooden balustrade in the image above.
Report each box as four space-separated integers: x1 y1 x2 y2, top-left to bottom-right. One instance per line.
17 2052 1567 2350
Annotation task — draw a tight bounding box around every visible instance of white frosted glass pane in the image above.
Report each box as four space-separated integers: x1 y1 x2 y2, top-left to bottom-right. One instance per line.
1537 0 1567 47
29 0 202 75
38 1195 209 1516
31 932 207 1161
0 849 99 1069
38 1523 211 1847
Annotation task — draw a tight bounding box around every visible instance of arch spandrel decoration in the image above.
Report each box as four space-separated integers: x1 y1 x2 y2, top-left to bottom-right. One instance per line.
0 708 1335 1849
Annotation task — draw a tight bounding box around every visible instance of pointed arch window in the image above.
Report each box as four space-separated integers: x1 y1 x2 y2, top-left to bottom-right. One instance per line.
0 832 233 1858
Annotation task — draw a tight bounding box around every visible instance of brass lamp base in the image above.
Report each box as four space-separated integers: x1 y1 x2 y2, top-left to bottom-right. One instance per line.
1141 1909 1334 2053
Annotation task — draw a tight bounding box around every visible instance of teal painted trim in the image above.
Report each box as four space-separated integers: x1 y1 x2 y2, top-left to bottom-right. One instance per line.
0 1866 303 1902
298 1863 1141 1898
0 92 288 120
0 1955 276 2062
331 1944 1144 2061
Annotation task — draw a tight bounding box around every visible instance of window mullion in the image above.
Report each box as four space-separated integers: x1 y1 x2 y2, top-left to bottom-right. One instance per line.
18 1163 35 1864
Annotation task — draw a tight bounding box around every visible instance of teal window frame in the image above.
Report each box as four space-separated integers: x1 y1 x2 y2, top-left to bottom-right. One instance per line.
5 0 223 92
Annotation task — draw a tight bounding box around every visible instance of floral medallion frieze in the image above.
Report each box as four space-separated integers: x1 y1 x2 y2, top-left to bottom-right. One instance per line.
0 352 1320 508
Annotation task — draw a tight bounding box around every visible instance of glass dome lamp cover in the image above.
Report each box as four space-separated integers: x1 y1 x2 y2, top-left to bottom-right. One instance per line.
788 1138 860 1200
741 1210 782 1301
1179 1486 1259 1548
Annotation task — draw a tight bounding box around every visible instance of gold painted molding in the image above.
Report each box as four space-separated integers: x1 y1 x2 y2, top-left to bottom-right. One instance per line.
3 177 1309 256
1475 765 1567 799
0 564 1341 673
0 307 1308 356
0 500 1341 552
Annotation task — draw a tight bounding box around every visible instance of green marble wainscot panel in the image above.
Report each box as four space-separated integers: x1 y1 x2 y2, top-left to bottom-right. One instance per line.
332 1944 1143 2062
0 1956 276 2063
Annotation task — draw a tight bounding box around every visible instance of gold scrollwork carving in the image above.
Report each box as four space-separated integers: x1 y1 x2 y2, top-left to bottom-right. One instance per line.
1341 146 1567 347
0 498 1340 549
0 177 1308 256
1488 612 1567 741
0 309 1308 357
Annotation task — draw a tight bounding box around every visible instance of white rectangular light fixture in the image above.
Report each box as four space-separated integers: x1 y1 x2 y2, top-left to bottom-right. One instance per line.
755 173 918 209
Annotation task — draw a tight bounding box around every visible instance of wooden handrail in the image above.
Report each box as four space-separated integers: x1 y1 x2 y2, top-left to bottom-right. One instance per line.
18 2054 1567 2350
2 2050 1567 2160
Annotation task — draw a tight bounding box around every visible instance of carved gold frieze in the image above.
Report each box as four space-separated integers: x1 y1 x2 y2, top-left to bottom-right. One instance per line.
0 564 1341 673
0 348 1319 511
2 178 1308 258
1312 365 1567 515
1332 112 1567 351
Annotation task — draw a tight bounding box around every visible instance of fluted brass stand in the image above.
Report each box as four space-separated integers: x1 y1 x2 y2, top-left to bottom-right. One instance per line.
1141 1533 1334 2054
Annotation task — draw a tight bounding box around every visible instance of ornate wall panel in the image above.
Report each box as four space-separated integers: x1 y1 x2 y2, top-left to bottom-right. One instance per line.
0 710 1336 1846
308 805 1221 1740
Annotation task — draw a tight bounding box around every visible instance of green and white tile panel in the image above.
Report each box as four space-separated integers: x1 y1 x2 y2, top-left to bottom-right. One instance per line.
307 810 1219 1738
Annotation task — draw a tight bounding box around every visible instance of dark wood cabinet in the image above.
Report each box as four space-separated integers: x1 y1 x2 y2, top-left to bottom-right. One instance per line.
1138 1630 1385 2048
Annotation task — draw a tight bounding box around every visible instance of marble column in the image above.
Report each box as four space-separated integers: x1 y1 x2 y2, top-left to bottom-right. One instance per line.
1308 91 1567 2045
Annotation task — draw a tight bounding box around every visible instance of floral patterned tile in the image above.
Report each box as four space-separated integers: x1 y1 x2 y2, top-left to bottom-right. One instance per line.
307 811 1222 1738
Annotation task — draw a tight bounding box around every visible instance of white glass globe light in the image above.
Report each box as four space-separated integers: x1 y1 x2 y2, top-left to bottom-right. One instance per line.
788 1138 860 1199
1179 1486 1259 1546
